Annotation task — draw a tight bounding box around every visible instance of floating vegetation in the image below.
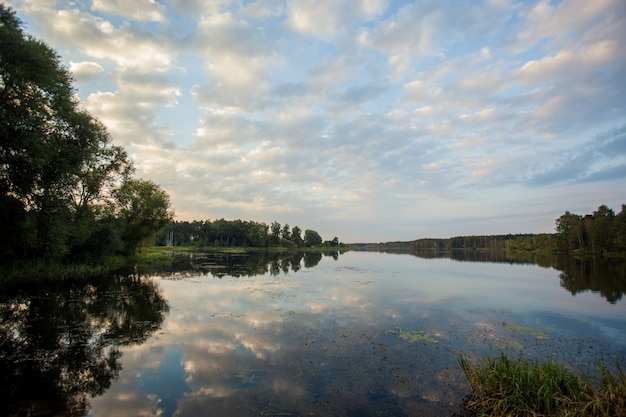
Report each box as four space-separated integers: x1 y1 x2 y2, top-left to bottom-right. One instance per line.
494 338 524 350
389 328 439 344
502 322 549 339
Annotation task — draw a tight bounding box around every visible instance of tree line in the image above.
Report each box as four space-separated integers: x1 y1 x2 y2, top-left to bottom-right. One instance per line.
155 219 341 249
0 6 172 264
361 234 556 253
555 204 626 255
362 204 626 257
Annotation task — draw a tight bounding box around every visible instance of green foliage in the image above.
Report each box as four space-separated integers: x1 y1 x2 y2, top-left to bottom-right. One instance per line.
554 204 626 256
155 219 330 249
114 179 173 255
291 225 303 246
0 5 171 264
367 203 626 257
366 234 558 253
304 229 323 246
458 353 626 416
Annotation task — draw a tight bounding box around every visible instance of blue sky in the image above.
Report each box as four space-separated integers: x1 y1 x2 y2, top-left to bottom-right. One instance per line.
7 0 626 242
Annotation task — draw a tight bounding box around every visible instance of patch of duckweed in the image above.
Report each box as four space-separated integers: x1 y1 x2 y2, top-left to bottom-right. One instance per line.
494 338 525 350
388 328 439 344
502 322 549 339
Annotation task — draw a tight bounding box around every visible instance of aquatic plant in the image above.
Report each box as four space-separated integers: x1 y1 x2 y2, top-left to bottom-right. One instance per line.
388 328 439 344
458 353 626 416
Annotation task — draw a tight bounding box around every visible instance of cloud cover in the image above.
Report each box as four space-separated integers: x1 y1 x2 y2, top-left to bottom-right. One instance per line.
8 0 626 241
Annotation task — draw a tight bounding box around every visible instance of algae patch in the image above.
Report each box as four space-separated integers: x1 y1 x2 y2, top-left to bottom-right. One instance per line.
494 338 525 350
389 328 439 344
502 322 550 339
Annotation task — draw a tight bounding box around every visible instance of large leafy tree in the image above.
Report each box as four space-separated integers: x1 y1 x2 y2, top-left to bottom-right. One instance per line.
0 5 169 262
614 205 626 252
114 179 173 255
585 205 615 254
291 226 303 246
555 211 585 252
304 229 322 246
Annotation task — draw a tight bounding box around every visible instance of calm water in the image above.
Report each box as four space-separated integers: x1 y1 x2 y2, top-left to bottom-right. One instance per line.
2 251 625 416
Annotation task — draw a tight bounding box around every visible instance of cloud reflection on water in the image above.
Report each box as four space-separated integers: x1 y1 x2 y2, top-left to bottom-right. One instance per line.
88 251 626 417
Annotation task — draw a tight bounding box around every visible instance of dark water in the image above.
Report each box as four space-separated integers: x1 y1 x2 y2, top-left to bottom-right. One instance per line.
2 251 625 416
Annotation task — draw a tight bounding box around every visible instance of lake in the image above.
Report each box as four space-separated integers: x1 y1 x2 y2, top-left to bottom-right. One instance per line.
2 250 625 416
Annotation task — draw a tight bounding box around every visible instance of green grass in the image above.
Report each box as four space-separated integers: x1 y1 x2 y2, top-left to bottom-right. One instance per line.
458 353 626 416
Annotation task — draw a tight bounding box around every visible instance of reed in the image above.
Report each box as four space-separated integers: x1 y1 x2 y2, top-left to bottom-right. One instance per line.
458 353 625 416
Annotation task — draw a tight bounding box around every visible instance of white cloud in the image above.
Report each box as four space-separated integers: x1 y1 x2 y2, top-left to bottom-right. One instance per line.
507 0 625 61
91 0 165 22
359 3 444 77
20 6 175 70
82 70 181 148
7 0 626 241
516 40 619 84
459 108 496 123
69 60 104 78
191 12 276 111
284 0 386 40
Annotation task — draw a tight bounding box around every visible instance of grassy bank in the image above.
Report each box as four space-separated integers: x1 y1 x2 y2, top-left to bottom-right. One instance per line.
458 353 625 416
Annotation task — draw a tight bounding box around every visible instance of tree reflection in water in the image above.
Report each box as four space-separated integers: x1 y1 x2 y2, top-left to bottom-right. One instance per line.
404 249 626 304
143 249 341 279
0 274 169 417
556 257 626 304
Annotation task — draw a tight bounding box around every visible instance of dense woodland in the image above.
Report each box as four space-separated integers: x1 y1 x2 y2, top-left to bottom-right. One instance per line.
155 219 341 248
364 204 626 257
554 204 626 255
0 6 172 264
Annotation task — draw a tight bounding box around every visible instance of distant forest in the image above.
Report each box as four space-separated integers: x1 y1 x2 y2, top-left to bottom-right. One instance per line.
358 234 554 253
156 204 626 256
361 204 626 256
155 219 341 248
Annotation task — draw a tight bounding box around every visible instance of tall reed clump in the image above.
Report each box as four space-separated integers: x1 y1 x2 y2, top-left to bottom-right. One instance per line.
458 353 625 416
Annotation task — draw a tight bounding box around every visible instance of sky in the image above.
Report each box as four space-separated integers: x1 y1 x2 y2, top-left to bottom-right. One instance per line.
6 0 626 243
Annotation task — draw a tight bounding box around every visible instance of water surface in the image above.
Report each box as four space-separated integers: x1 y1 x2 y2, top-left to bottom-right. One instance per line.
2 251 625 416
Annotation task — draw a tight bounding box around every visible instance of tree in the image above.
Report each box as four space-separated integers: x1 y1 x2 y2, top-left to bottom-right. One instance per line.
555 211 584 252
614 205 626 253
585 205 615 254
1 5 80 258
291 226 303 246
247 221 269 247
281 224 291 240
304 229 323 246
0 5 170 263
270 221 281 244
114 179 173 255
